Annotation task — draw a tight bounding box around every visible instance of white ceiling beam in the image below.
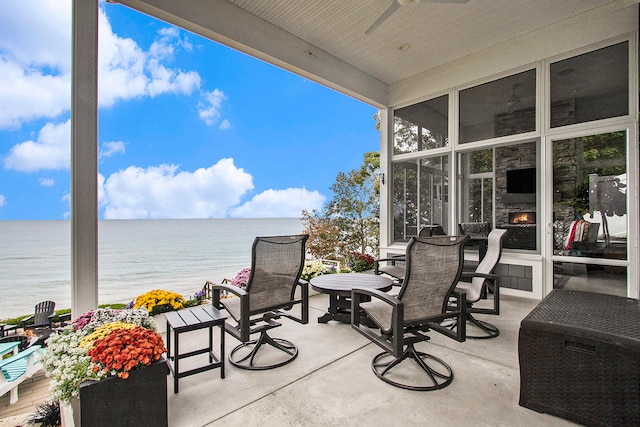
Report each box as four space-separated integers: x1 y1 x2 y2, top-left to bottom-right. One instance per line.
115 0 388 107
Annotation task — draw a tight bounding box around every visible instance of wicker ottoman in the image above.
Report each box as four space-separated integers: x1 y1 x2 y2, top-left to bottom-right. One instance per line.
518 290 640 427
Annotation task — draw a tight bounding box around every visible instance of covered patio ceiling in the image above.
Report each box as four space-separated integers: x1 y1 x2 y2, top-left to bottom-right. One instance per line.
114 0 620 107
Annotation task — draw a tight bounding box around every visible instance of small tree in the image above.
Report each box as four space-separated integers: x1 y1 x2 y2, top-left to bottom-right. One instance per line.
301 209 344 260
303 152 380 261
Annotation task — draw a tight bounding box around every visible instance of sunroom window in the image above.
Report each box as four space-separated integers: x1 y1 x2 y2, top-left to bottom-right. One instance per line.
459 69 536 144
550 41 628 127
457 141 538 251
552 131 627 257
393 95 448 154
458 149 494 226
392 156 449 242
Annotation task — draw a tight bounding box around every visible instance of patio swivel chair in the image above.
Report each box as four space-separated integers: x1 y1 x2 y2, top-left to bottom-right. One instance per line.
352 235 468 391
451 228 507 338
211 234 309 370
374 224 447 284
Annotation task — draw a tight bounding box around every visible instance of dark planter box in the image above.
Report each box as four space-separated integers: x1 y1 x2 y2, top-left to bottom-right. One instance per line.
76 357 168 426
519 290 640 427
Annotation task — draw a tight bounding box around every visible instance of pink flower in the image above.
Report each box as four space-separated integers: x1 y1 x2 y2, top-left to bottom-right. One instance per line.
231 268 251 289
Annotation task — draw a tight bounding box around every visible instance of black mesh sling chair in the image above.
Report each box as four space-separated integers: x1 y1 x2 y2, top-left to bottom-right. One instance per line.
211 235 309 370
352 235 468 391
373 225 447 284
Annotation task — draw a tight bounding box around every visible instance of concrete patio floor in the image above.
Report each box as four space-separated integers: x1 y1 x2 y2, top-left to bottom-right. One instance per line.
1 293 578 426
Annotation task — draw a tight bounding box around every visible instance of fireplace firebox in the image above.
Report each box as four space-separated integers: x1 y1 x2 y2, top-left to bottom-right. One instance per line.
500 211 537 250
509 212 536 225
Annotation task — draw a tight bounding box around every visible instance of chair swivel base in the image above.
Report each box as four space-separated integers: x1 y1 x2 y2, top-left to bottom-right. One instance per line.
371 343 453 391
466 314 499 339
229 331 298 370
442 315 500 339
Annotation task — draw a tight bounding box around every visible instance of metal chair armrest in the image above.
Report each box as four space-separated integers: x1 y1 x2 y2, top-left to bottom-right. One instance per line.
374 257 405 275
208 280 247 309
352 287 400 306
351 287 404 357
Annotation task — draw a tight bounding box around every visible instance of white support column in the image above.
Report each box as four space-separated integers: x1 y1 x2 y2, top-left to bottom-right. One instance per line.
71 0 99 319
378 107 390 248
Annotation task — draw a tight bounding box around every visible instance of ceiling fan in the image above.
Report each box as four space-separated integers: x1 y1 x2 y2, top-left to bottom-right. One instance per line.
365 0 470 35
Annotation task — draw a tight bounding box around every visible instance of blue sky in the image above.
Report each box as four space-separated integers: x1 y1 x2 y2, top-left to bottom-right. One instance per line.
0 1 379 220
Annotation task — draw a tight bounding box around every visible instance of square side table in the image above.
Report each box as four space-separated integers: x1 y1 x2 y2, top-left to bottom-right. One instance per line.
164 305 226 393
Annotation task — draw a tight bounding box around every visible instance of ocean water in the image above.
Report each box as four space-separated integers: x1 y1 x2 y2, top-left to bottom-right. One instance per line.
0 218 303 319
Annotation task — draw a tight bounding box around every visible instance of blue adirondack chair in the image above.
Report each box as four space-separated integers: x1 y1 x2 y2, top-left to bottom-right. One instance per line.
0 345 42 404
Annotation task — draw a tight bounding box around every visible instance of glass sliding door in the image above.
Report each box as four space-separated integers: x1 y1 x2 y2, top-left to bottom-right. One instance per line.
551 131 628 296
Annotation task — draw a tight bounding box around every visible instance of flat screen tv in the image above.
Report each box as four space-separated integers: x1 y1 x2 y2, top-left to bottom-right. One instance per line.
506 167 536 194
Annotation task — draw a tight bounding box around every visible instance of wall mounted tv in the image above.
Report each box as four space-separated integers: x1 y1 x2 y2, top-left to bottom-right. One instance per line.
506 167 536 194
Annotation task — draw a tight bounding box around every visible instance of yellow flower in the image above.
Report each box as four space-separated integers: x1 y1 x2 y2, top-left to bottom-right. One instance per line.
79 321 137 348
131 289 185 315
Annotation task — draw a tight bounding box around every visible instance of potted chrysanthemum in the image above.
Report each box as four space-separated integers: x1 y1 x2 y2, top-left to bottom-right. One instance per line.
41 308 167 427
127 289 186 333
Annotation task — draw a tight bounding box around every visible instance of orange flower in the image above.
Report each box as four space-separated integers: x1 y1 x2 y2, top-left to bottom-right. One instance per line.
87 326 166 380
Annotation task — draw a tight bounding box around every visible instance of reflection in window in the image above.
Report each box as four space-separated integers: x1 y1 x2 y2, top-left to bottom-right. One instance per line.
550 42 628 127
392 156 449 242
459 149 493 226
494 141 538 251
459 69 536 143
393 95 448 155
552 132 627 260
553 261 627 297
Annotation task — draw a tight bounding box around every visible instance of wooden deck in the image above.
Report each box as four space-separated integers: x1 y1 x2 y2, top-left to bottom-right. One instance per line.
0 370 50 426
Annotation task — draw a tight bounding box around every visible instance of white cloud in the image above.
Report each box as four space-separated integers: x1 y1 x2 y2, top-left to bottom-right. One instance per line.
99 141 125 159
98 9 201 106
0 57 70 129
0 3 213 129
0 0 71 71
229 188 326 218
100 159 254 219
3 120 70 172
219 119 231 130
199 89 226 126
0 194 5 207
39 178 55 187
96 159 324 219
0 0 73 128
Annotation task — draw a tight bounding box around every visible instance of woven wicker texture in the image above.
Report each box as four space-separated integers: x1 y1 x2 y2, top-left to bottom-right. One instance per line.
362 236 466 331
519 290 640 426
521 290 640 346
